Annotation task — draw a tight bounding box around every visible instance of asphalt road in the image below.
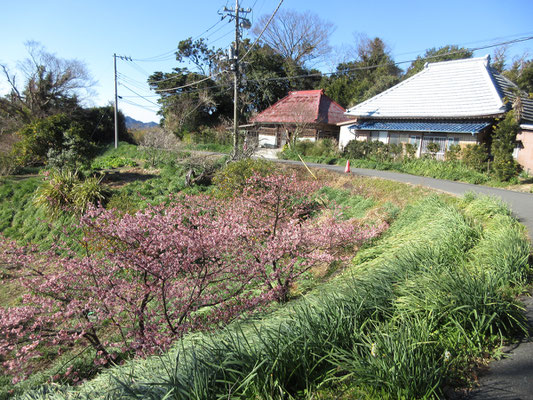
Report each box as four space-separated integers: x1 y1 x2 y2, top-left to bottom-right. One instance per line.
279 160 533 399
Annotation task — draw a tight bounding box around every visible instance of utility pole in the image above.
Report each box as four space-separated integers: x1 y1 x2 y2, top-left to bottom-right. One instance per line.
113 54 132 149
221 2 251 158
233 0 240 156
113 53 118 149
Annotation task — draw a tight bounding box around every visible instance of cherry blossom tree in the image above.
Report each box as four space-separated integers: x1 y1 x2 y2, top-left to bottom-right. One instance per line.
0 173 386 381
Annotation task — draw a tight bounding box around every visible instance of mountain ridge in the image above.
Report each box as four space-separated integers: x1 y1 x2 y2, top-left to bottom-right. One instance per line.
125 116 159 130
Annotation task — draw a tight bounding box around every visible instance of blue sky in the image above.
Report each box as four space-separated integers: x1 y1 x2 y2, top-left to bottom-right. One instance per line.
1 0 532 123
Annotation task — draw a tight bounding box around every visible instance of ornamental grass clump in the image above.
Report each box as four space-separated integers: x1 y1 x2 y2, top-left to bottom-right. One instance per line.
33 169 110 216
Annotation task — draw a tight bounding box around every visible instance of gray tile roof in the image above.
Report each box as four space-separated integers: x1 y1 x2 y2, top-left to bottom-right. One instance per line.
490 69 533 124
346 55 533 123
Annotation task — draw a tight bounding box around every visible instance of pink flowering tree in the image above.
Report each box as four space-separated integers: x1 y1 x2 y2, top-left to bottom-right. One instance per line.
235 173 387 301
0 172 386 381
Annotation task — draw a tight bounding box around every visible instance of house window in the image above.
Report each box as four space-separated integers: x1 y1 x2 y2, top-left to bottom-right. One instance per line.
389 133 400 145
409 135 421 146
447 137 460 149
422 135 447 159
371 131 389 144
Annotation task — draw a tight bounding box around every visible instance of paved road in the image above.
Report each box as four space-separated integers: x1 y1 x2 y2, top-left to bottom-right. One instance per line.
278 160 533 399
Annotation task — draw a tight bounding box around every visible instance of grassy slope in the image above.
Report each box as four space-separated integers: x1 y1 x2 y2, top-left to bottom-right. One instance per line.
11 186 530 399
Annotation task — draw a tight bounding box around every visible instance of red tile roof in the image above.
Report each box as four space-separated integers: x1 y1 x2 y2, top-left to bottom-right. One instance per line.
250 90 351 125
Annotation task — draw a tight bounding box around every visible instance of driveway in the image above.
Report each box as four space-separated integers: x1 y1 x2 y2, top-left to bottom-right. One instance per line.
276 160 533 399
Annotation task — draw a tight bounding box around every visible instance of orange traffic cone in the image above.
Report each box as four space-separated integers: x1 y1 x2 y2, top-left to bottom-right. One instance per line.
345 160 351 173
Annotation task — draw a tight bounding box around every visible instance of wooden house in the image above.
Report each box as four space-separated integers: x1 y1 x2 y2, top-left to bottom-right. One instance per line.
246 90 351 148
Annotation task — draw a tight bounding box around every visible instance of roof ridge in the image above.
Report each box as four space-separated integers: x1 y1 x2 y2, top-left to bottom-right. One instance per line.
426 55 490 69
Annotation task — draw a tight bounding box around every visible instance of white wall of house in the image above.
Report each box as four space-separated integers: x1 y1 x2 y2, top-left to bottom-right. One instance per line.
339 125 358 149
258 134 277 148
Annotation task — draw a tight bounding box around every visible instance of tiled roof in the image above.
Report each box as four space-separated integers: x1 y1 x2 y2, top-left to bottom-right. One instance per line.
250 90 351 125
346 56 513 119
349 120 491 134
490 69 533 123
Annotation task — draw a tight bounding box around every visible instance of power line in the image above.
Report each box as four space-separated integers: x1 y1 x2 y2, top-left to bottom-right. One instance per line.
241 34 533 84
192 16 227 41
208 29 235 46
119 83 160 107
120 98 160 112
241 0 283 61
392 31 533 59
117 73 152 91
153 70 230 93
130 14 230 62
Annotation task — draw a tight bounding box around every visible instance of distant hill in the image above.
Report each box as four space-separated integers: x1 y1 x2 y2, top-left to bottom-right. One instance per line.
125 116 159 130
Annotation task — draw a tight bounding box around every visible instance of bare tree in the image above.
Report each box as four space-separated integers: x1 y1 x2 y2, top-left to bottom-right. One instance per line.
162 90 216 135
280 102 314 149
0 41 94 128
492 46 509 73
252 10 335 67
139 127 184 168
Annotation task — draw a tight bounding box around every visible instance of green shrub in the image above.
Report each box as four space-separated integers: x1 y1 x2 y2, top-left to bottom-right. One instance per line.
343 140 368 159
426 142 440 159
445 144 461 161
91 156 137 170
279 139 339 162
13 114 96 168
0 152 19 176
461 143 488 172
404 142 417 159
71 175 110 212
389 143 403 161
213 158 275 198
401 159 490 184
492 112 520 181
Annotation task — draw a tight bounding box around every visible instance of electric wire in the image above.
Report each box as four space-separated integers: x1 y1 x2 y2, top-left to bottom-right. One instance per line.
119 83 160 106
121 29 533 100
120 98 160 112
191 16 227 41
241 0 284 61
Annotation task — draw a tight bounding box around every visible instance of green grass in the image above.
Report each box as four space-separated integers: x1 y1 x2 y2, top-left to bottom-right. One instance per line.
16 193 530 399
316 186 375 219
0 177 81 249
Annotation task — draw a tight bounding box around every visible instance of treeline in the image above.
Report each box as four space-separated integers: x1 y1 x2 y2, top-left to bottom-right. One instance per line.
0 42 131 174
148 9 533 137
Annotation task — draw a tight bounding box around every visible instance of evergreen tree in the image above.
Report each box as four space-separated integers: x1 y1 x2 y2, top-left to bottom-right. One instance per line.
491 111 520 181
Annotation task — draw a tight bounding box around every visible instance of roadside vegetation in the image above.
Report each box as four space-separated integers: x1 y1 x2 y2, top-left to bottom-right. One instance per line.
279 134 533 189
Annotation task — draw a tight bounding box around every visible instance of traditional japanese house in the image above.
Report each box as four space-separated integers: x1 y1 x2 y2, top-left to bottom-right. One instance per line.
247 89 351 148
338 55 533 171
